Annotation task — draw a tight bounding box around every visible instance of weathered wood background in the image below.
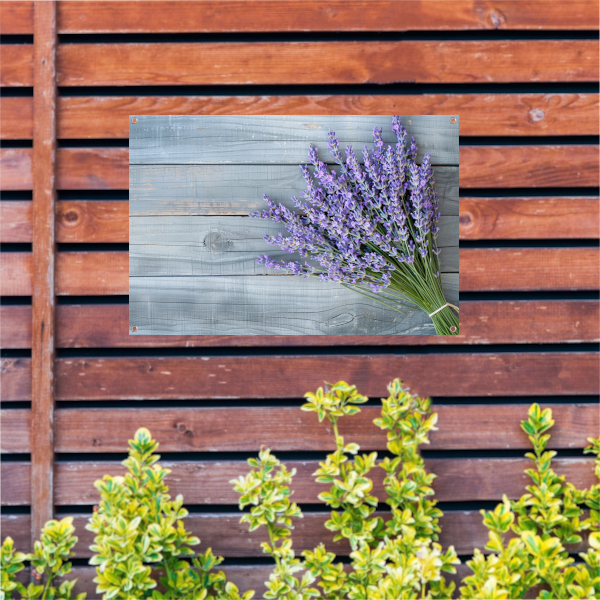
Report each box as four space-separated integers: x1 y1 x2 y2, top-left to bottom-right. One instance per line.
129 115 459 335
1 1 599 597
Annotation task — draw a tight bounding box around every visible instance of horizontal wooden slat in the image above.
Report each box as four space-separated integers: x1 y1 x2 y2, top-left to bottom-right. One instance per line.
56 251 128 295
56 200 128 243
0 358 31 402
4 1 599 34
0 410 30 453
2 457 594 505
461 145 600 188
50 354 598 400
460 248 599 291
131 164 458 216
57 147 129 190
0 200 31 242
2 463 28 504
2 300 598 348
0 45 33 87
460 197 600 240
5 94 598 139
56 41 599 86
0 148 32 190
128 273 458 336
0 97 33 139
129 115 458 165
1 253 31 295
0 306 32 349
55 404 600 452
129 215 457 276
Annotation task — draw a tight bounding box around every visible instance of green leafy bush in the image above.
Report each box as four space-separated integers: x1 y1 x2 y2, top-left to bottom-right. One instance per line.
2 380 598 600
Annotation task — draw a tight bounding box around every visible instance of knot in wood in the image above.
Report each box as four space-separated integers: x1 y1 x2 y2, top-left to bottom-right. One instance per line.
529 108 545 123
459 213 472 225
63 210 79 224
176 422 187 433
205 230 232 253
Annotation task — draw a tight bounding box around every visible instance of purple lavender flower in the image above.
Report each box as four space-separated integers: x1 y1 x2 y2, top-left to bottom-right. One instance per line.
249 116 452 333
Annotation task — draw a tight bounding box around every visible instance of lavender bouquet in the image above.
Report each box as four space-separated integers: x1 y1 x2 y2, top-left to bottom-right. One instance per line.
250 116 459 335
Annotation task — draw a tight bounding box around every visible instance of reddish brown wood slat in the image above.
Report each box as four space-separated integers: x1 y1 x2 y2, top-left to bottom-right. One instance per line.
0 200 32 242
460 197 600 240
56 41 599 86
0 306 32 349
2 300 598 349
3 94 598 139
5 1 600 33
1 410 30 453
0 1 33 34
460 248 599 291
57 147 129 189
0 97 33 139
54 404 600 452
0 45 33 86
1 253 32 295
56 200 129 242
52 354 599 400
0 358 31 402
0 463 30 504
2 457 594 505
56 251 128 295
461 145 600 188
0 149 32 190
4 147 598 191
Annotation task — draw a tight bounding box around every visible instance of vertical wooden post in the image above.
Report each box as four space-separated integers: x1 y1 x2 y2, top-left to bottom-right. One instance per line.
31 0 57 547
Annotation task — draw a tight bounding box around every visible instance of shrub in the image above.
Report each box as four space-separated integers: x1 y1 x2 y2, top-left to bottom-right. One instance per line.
2 380 598 599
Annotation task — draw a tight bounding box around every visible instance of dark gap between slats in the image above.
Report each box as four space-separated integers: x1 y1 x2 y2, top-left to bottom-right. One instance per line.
0 350 31 358
53 395 600 410
57 82 600 96
463 188 599 197
0 401 31 409
0 243 32 252
0 506 30 515
0 140 33 148
0 454 30 462
54 343 600 358
460 291 599 300
57 31 600 43
0 296 32 305
53 448 589 462
57 243 129 252
0 88 33 97
0 192 33 201
58 190 129 201
1 35 33 44
460 239 600 248
461 135 599 145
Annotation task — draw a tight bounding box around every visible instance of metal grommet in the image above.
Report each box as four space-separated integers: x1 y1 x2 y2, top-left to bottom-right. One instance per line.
131 118 138 124
450 118 456 124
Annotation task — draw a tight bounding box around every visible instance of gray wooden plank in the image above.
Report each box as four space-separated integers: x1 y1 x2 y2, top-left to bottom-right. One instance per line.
129 216 458 276
130 165 458 217
129 115 458 165
129 274 458 336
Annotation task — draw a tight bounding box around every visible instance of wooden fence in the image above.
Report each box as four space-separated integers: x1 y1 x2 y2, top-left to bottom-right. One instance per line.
1 1 599 597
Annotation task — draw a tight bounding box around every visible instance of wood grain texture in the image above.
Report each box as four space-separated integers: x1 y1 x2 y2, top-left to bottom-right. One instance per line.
23 94 593 138
57 200 129 243
57 1 600 32
56 251 128 296
129 215 458 276
460 248 599 291
0 358 31 402
2 300 597 348
129 274 457 336
459 197 600 240
129 115 459 165
1 410 30 453
460 145 600 188
56 41 599 86
0 200 32 242
53 404 599 453
0 463 29 504
130 164 458 216
0 1 33 34
31 0 58 543
50 354 599 401
0 149 32 190
57 147 129 190
0 306 32 349
2 457 594 505
0 97 33 139
1 44 33 86
1 253 32 295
